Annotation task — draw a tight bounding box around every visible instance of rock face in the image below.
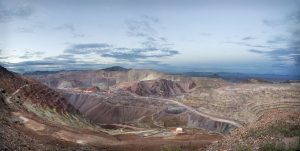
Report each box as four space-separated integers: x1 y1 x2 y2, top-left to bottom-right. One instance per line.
0 66 106 151
0 66 26 93
116 79 196 97
0 65 77 113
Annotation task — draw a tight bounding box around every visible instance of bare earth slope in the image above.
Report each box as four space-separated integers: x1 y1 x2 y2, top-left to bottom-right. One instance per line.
206 109 300 151
116 78 196 97
28 68 300 127
1 66 225 151
28 68 240 133
10 66 299 150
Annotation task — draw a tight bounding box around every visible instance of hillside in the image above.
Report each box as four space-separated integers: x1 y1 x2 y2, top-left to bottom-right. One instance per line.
1 65 300 150
0 65 225 151
206 109 300 151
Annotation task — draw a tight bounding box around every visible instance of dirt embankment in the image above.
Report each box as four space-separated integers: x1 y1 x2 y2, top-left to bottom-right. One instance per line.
206 109 300 151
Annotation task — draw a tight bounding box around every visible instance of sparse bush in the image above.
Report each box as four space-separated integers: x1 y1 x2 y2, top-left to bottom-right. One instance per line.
243 128 265 138
236 144 251 151
23 101 94 129
261 143 285 151
244 124 300 139
161 145 182 151
277 126 300 137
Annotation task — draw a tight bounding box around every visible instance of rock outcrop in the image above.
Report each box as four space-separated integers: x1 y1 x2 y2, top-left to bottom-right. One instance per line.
116 79 196 97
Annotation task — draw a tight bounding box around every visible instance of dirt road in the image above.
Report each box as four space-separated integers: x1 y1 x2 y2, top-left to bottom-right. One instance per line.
136 95 243 128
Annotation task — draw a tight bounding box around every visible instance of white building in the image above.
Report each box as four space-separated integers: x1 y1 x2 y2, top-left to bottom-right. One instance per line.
175 127 183 133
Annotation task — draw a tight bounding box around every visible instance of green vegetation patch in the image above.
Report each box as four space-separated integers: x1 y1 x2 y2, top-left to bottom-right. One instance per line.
260 142 297 151
236 144 251 151
244 123 300 138
23 101 94 129
161 145 182 151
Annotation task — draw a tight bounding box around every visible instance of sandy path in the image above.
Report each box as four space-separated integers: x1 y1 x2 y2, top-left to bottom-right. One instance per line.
6 84 29 103
6 84 39 103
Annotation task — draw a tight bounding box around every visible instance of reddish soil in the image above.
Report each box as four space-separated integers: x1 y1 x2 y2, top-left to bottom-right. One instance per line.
7 110 222 151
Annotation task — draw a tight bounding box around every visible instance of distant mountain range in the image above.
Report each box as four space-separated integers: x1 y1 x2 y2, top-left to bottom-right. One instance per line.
180 72 300 83
23 66 300 83
23 66 130 75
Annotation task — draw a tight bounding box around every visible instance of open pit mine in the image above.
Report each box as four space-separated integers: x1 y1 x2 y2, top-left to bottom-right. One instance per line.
1 65 300 151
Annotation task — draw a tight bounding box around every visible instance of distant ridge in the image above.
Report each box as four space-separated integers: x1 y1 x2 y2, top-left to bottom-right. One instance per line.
23 70 62 75
182 72 300 83
102 66 129 72
0 65 18 76
0 65 11 74
22 66 130 75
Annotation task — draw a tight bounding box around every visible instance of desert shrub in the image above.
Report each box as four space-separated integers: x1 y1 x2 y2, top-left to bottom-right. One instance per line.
244 124 300 139
161 145 182 151
236 144 251 151
277 126 300 137
261 143 286 151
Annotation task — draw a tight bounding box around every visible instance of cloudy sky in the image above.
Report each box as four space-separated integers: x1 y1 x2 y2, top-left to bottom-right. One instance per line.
0 0 300 75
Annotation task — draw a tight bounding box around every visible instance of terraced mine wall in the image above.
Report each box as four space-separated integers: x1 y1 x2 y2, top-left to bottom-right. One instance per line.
156 109 237 133
187 113 237 133
63 92 238 133
63 92 157 124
